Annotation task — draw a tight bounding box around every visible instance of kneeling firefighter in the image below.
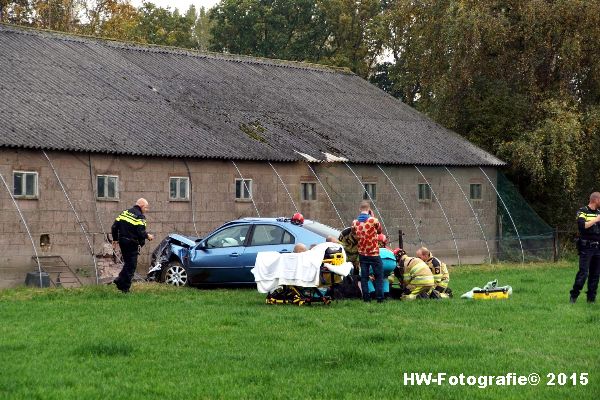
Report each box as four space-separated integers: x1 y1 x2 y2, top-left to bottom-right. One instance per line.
390 248 434 300
338 226 359 274
417 247 452 297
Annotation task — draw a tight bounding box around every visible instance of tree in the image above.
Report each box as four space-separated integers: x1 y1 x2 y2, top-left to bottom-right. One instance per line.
0 0 32 24
370 0 600 229
82 0 140 39
192 6 213 51
208 0 387 77
134 2 196 48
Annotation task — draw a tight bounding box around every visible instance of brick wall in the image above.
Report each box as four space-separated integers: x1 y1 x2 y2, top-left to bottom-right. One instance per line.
0 149 498 287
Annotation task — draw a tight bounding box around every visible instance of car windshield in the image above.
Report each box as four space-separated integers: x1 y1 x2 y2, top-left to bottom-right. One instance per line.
301 220 340 239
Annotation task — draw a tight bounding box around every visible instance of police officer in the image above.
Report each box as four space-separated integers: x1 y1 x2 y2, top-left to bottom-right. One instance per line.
111 198 154 293
570 192 600 303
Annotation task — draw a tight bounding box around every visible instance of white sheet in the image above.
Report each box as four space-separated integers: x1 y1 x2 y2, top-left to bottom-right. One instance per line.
252 242 352 293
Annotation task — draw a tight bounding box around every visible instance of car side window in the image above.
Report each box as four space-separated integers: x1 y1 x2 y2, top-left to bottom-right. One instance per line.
250 225 291 246
206 225 250 248
282 230 294 245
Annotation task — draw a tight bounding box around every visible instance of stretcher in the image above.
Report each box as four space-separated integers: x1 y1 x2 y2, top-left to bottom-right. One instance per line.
253 243 352 306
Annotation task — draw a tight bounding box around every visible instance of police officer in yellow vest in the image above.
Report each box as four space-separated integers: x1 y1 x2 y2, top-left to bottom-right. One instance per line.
570 192 600 303
417 247 451 296
390 248 434 300
111 198 154 293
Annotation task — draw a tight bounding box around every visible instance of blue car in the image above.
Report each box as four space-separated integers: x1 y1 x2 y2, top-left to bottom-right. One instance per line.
147 218 340 287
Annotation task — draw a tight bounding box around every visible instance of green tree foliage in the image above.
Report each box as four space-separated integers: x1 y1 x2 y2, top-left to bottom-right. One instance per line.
82 0 140 39
192 6 212 51
208 0 386 77
372 0 600 229
209 0 326 60
134 2 196 48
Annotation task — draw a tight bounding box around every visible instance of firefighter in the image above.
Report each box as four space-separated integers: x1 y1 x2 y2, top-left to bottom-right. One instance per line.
416 246 451 297
570 192 600 303
111 198 154 293
389 248 434 300
338 226 359 274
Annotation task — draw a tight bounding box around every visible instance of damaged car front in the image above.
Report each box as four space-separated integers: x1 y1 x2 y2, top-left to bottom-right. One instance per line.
147 233 201 286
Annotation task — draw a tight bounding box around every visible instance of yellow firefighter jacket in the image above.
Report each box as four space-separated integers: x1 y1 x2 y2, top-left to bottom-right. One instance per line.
399 255 434 290
424 254 449 289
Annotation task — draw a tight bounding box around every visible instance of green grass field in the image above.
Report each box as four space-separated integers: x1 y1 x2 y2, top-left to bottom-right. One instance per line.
1 261 598 400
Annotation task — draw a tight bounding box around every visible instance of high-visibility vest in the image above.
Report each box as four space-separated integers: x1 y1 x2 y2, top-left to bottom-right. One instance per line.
425 255 449 287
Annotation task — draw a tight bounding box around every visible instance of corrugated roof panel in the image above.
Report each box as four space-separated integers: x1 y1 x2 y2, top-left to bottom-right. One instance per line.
0 24 504 166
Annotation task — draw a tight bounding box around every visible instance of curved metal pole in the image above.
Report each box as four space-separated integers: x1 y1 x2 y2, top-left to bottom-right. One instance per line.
306 163 345 229
445 166 492 263
377 165 423 244
415 166 461 266
43 151 99 284
479 167 524 264
343 162 389 237
231 161 261 217
183 159 199 236
88 154 107 239
0 172 44 286
268 162 299 214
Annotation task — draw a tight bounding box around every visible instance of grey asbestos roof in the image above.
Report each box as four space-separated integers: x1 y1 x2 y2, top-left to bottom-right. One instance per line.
0 24 504 166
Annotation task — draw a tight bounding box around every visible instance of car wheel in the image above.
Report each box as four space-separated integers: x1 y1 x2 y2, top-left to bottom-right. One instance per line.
161 261 188 287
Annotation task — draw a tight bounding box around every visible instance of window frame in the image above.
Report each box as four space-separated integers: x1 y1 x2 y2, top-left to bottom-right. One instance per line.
301 182 317 201
13 170 39 199
470 183 483 201
96 175 119 201
248 224 294 247
418 183 432 202
235 178 253 200
205 224 251 249
363 182 377 201
169 176 190 201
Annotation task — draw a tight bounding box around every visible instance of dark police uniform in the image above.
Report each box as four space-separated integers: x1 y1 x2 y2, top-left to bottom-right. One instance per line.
111 205 149 292
571 205 600 302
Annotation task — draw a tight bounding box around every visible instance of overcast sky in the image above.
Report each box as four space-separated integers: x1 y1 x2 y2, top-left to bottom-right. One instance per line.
131 0 219 12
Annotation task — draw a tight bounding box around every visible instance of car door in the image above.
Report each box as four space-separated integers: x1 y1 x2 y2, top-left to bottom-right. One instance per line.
187 224 252 284
244 224 296 279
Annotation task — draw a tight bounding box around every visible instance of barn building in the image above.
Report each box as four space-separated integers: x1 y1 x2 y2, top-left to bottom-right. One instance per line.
0 24 505 287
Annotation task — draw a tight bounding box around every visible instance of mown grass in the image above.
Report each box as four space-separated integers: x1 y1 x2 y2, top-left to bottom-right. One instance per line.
0 261 598 399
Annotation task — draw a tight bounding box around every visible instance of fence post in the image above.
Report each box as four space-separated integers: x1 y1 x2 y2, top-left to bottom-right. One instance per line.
398 229 404 249
553 227 559 262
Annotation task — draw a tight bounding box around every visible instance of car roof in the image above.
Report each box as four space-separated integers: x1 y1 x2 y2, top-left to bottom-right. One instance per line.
222 217 335 242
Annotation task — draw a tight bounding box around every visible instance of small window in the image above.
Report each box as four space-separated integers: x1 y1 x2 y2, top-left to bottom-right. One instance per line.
418 183 431 201
250 225 289 246
363 183 376 200
170 177 189 201
470 183 482 200
97 175 119 200
301 182 317 201
235 179 253 200
13 171 38 198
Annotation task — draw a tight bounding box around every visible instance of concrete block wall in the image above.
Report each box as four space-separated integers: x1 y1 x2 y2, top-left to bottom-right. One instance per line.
0 149 498 287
